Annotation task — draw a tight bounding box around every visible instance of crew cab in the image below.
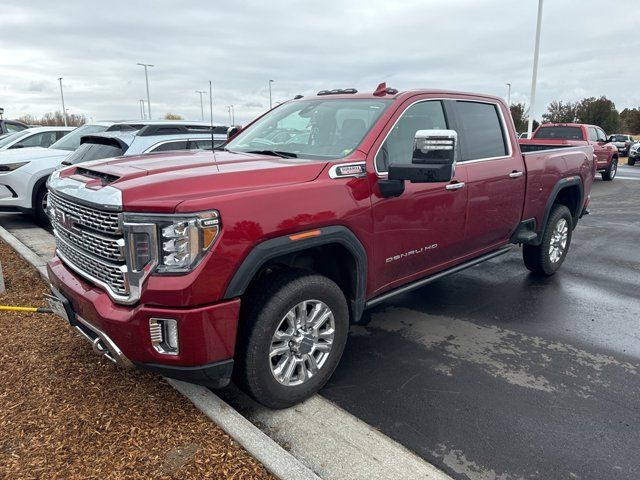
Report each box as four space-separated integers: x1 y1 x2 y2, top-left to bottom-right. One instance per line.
520 123 618 180
45 86 595 408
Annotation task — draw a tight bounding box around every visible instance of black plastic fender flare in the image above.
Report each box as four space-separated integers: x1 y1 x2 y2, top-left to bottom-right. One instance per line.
223 225 368 322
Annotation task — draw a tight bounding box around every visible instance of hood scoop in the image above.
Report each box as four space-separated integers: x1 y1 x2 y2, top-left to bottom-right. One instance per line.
74 167 120 187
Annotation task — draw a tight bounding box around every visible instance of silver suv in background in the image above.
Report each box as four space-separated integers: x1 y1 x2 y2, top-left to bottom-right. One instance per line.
60 122 228 166
608 134 635 156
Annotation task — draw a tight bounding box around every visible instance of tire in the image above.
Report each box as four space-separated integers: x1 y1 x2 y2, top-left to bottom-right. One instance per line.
601 157 618 181
34 184 51 227
628 157 636 166
235 269 349 409
523 205 573 276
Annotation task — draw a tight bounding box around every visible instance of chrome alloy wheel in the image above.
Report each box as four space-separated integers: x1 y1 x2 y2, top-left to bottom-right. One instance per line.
549 218 569 263
269 300 335 386
610 159 618 178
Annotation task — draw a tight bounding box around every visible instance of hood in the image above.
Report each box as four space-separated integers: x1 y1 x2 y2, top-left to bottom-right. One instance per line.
0 146 70 164
59 150 329 212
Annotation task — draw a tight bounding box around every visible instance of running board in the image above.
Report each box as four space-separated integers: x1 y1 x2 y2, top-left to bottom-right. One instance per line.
365 246 513 308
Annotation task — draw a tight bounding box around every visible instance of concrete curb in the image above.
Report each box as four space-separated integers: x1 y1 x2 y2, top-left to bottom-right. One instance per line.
0 223 320 480
168 380 321 480
0 224 49 281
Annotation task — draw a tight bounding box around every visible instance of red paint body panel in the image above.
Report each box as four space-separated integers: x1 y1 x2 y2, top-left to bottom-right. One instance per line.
48 257 240 366
47 89 595 370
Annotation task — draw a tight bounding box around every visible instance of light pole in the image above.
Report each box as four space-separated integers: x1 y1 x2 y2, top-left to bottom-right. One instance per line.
137 63 154 119
506 82 512 106
226 106 232 125
527 0 544 137
268 79 274 110
58 77 67 127
196 90 207 121
139 99 145 120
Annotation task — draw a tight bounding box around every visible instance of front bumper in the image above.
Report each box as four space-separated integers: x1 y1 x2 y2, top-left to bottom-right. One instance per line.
47 256 240 387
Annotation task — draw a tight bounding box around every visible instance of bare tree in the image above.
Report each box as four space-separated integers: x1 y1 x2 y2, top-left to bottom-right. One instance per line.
17 111 86 127
164 113 184 120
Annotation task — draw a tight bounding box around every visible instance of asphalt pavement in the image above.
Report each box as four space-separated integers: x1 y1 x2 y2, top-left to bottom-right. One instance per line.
322 164 640 480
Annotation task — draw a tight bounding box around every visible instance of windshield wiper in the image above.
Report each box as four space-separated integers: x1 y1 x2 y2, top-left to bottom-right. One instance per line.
246 149 298 158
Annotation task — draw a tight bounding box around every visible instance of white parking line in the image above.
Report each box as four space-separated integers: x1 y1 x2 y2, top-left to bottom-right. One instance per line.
615 176 640 180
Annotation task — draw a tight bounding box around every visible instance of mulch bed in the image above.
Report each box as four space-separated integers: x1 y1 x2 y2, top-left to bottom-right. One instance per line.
0 240 276 479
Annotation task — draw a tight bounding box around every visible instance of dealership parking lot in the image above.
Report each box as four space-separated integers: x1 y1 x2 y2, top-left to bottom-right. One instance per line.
1 166 638 480
319 165 640 479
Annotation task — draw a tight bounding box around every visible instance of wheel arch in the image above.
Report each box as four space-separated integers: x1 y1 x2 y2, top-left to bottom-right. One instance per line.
30 173 50 212
536 177 583 245
224 226 368 323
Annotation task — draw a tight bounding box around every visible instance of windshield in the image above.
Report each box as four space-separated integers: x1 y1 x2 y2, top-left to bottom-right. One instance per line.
534 126 583 140
0 130 25 148
49 124 109 151
226 99 392 159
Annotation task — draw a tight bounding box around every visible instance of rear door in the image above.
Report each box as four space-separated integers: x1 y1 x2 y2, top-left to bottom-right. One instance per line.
449 100 526 254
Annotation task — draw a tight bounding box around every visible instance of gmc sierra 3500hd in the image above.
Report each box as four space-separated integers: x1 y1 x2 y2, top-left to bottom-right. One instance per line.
45 84 595 408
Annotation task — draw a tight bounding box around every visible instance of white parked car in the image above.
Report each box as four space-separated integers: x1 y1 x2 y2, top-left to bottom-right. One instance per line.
0 121 227 225
0 126 74 151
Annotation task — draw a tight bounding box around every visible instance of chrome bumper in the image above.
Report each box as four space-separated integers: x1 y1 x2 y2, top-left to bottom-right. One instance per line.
73 314 134 369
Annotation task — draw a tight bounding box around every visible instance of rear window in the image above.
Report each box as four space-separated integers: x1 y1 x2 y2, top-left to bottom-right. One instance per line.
64 142 125 165
534 126 584 140
455 101 508 160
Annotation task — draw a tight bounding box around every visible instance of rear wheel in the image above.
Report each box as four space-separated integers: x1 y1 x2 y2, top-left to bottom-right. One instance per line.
601 157 618 181
523 205 572 276
235 269 349 409
628 157 636 166
34 184 50 227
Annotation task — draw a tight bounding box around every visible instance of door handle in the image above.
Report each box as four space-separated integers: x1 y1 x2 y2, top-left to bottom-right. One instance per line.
509 171 524 178
445 181 465 190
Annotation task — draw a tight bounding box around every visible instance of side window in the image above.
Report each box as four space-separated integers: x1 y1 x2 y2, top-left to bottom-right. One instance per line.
55 131 68 141
587 127 598 142
596 128 607 142
14 132 56 148
455 101 507 161
150 141 188 152
375 101 447 172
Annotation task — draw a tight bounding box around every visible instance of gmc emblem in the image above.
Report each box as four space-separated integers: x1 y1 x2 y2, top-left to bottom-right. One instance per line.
56 210 81 234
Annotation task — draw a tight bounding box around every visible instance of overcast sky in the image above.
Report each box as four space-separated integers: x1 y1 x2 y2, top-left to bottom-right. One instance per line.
1 0 638 126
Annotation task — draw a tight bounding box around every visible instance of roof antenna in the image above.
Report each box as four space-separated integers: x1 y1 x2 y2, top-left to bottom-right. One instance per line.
209 80 217 163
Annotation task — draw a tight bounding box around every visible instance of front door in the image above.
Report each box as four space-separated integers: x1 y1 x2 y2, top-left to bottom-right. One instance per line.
370 99 468 295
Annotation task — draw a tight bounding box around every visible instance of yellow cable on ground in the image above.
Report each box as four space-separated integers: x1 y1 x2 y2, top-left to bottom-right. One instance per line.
0 305 53 313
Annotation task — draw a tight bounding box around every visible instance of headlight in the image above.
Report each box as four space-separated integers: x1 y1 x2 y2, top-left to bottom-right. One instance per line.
0 162 29 173
123 211 221 274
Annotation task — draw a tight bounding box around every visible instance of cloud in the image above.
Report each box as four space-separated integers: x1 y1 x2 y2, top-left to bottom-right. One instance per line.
0 0 638 126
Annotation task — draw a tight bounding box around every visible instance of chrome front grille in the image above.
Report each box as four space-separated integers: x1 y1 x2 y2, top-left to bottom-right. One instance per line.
49 191 128 297
56 235 128 295
49 192 120 235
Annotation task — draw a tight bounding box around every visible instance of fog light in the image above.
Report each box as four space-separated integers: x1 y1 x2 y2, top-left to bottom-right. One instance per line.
149 318 179 355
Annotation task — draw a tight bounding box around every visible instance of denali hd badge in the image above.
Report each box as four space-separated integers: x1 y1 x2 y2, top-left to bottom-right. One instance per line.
386 244 438 263
329 162 367 179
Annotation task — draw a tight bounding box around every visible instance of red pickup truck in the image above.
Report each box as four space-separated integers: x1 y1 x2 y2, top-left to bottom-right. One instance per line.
45 86 595 408
520 122 618 180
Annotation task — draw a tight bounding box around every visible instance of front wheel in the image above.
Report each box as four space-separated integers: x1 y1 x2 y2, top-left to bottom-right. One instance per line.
235 270 349 409
601 157 618 181
628 157 636 166
34 185 50 227
523 205 573 276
